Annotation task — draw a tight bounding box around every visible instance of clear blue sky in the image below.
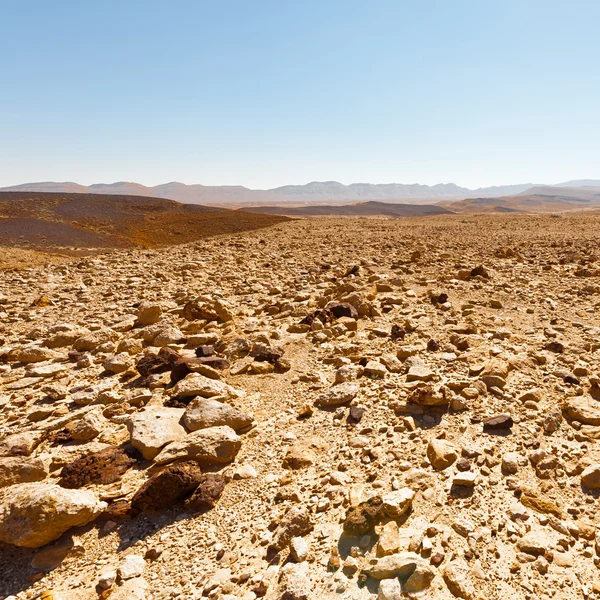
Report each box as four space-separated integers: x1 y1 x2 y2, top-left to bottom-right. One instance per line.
2 0 599 189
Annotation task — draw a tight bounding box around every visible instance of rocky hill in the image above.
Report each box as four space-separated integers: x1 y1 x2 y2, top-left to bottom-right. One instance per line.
1 213 600 599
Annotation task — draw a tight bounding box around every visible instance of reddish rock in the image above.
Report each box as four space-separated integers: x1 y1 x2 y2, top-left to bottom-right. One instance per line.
60 447 137 489
130 461 204 514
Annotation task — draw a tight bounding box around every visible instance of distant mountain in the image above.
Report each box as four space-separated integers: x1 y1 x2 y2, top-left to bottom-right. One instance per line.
555 179 600 188
1 179 598 205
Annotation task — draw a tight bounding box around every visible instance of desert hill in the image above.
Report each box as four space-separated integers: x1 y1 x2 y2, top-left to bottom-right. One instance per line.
240 200 453 217
445 185 600 214
0 192 289 251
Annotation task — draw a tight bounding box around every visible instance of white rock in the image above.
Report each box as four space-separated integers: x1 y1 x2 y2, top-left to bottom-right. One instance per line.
118 554 146 580
127 407 187 461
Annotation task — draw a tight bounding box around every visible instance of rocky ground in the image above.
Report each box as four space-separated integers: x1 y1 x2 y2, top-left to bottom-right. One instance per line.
1 213 600 600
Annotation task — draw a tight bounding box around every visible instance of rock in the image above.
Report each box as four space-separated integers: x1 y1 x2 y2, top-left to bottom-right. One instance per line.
501 452 520 474
136 349 180 377
0 431 43 457
404 561 435 594
377 520 400 556
427 439 459 470
363 552 423 579
183 397 253 432
153 326 184 347
110 577 149 600
407 365 434 382
135 303 162 326
520 489 562 517
232 463 257 479
118 554 145 580
381 488 414 519
270 507 313 551
453 472 477 487
517 530 550 555
343 495 383 535
283 439 327 469
8 346 61 363
326 302 358 319
183 473 226 511
443 559 476 599
289 537 309 562
0 457 48 487
408 384 449 406
563 396 600 425
581 464 600 489
316 383 359 407
65 408 104 441
0 483 106 548
98 570 117 590
483 414 513 431
278 562 311 600
364 360 387 378
170 373 240 400
74 329 119 352
104 353 133 374
378 578 402 600
127 407 187 460
60 447 137 488
32 538 80 571
153 426 241 466
131 461 203 513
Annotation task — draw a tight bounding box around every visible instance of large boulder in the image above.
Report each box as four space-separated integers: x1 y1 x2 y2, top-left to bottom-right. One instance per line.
0 483 106 548
153 426 241 466
127 407 187 460
183 397 253 432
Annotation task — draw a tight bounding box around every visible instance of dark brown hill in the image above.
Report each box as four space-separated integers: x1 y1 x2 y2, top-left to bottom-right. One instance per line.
0 192 289 251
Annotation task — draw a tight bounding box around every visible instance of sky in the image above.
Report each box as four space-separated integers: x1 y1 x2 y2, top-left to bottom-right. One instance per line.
1 0 600 189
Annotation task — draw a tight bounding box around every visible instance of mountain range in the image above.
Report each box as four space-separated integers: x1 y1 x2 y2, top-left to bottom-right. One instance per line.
2 180 600 206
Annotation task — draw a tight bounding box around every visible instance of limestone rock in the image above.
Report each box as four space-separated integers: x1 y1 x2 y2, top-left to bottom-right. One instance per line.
170 373 240 400
127 407 187 461
316 382 359 407
581 464 600 489
0 456 48 488
0 483 106 548
271 507 313 551
427 439 459 470
183 397 253 432
443 559 476 599
153 426 241 466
